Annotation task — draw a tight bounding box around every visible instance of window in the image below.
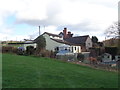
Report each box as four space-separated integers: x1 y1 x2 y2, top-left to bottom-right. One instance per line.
65 48 67 50
72 47 73 52
55 47 59 51
75 47 76 50
56 47 59 51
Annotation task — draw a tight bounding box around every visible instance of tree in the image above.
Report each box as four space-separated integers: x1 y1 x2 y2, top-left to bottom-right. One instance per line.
34 35 46 53
104 21 119 39
92 36 98 43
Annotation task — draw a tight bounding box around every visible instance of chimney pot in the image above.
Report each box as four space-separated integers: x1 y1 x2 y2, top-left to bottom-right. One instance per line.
68 31 71 34
63 27 67 38
64 27 67 30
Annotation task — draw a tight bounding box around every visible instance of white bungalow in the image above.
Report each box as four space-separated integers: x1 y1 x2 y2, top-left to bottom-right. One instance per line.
55 44 81 61
56 44 81 55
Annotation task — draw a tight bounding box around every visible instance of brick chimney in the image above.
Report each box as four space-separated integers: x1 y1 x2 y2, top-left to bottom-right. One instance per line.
63 28 67 38
68 31 71 34
67 31 73 38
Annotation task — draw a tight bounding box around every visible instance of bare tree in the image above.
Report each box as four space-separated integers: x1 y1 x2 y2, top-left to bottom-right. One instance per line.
104 21 119 39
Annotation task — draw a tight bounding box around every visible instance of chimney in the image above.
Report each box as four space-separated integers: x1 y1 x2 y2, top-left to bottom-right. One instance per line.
68 31 73 38
68 31 71 34
63 28 67 38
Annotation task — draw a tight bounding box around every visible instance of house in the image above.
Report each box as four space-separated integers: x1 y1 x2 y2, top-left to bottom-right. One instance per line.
59 28 92 52
56 44 81 55
101 53 112 62
8 41 37 51
35 32 81 53
64 35 92 52
56 44 81 61
35 32 64 51
34 27 92 53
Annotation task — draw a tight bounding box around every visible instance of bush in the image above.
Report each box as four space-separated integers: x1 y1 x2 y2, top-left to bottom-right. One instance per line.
97 56 102 62
12 47 18 53
40 50 53 57
2 46 19 54
26 46 35 55
34 50 56 58
17 49 25 55
2 46 13 53
77 53 84 62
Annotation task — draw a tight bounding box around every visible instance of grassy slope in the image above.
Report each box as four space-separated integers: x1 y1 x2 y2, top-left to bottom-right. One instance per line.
2 53 118 88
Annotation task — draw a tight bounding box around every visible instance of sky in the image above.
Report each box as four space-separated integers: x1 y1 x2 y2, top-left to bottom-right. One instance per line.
0 0 118 41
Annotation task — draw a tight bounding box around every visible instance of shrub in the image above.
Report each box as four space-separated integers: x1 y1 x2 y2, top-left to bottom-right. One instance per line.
26 46 35 55
17 49 25 55
2 46 19 54
97 56 102 62
50 50 56 58
77 53 84 62
40 50 51 57
2 46 13 53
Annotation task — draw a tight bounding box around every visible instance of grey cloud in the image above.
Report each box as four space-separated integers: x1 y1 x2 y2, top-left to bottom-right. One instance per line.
57 21 99 32
15 1 62 26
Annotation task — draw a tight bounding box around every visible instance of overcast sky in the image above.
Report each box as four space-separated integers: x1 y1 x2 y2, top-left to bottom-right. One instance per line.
0 0 118 41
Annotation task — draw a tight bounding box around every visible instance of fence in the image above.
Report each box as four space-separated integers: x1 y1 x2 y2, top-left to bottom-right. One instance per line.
56 54 77 61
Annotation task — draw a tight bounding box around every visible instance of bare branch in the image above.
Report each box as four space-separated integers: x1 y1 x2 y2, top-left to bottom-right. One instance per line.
104 21 119 39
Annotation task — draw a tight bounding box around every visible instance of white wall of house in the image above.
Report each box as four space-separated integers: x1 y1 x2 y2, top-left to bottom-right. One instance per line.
58 44 70 51
71 46 81 53
43 34 64 51
85 37 92 50
43 34 82 53
23 43 37 50
58 45 81 53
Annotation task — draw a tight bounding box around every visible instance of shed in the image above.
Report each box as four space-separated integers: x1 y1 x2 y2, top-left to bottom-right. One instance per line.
101 53 112 62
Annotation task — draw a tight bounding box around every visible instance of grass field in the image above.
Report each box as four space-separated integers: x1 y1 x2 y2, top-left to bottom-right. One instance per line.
2 53 118 88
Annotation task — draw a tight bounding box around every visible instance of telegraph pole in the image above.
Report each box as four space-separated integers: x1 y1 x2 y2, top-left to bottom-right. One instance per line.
39 26 40 36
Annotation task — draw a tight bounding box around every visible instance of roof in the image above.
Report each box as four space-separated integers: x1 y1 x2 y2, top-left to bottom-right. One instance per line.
59 32 64 36
51 38 79 46
102 53 112 56
34 32 62 42
8 42 35 45
64 35 89 45
43 32 62 38
8 41 35 45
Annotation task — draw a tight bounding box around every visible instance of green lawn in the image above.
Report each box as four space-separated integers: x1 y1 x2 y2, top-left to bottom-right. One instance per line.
2 53 118 88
